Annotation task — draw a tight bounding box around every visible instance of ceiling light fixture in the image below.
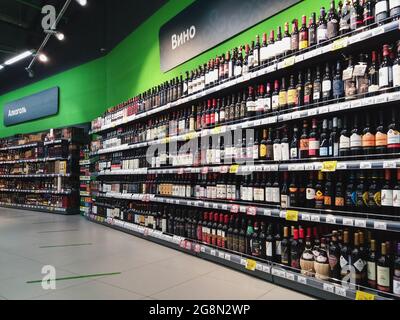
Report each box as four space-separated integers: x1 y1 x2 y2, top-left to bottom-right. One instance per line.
76 0 87 6
56 32 65 41
0 65 4 70
4 50 33 66
25 67 34 78
38 53 49 63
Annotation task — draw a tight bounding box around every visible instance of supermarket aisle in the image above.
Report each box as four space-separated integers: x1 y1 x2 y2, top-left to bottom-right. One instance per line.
0 208 313 300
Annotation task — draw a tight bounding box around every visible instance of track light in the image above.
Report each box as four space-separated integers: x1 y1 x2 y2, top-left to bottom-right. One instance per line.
4 50 33 66
76 0 87 6
0 65 4 70
38 53 49 63
56 32 65 41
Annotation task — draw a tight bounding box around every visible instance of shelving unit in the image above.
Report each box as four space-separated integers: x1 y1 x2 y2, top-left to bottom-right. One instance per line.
85 14 400 300
79 145 96 216
0 127 84 215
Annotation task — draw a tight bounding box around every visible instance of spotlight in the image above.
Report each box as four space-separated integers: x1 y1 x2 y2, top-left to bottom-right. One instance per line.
0 65 4 70
38 53 49 63
25 67 34 78
4 50 33 65
56 32 65 41
76 0 87 6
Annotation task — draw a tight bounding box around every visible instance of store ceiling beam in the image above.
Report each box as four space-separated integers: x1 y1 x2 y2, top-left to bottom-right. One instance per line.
0 12 30 29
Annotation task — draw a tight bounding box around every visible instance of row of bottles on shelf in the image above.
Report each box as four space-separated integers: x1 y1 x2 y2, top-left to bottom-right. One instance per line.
100 43 400 149
92 201 400 296
0 193 71 208
97 168 400 214
0 178 73 192
98 108 400 171
0 160 69 175
92 1 400 132
0 144 69 161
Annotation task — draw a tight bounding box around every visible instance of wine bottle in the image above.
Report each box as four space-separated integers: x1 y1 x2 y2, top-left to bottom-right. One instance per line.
393 242 400 295
375 0 389 23
281 226 291 266
368 239 377 289
317 7 328 44
329 231 341 280
327 0 339 39
299 15 309 50
308 12 318 47
379 44 393 89
377 242 391 292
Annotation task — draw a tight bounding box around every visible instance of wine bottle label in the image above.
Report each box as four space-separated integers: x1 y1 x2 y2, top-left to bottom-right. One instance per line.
308 139 320 155
340 255 349 268
327 21 338 39
376 1 389 17
316 254 328 264
287 89 297 105
299 39 308 50
393 190 400 207
273 143 282 161
254 50 260 66
317 27 328 43
254 188 264 202
260 144 267 158
304 84 312 103
324 195 332 206
393 64 400 87
319 146 328 157
339 135 350 149
275 241 282 255
260 46 268 62
266 241 273 257
290 147 298 159
350 133 362 147
379 66 391 87
234 65 242 77
282 37 291 53
272 95 279 111
367 261 377 282
387 129 400 145
322 80 332 94
353 259 365 272
381 189 393 207
281 143 289 161
281 194 290 208
246 101 256 112
278 91 287 107
302 252 314 260
306 188 315 200
377 266 390 287
362 132 375 147
248 55 254 68
333 79 344 97
265 187 272 202
335 196 345 207
272 187 280 203
375 132 388 146
300 138 309 151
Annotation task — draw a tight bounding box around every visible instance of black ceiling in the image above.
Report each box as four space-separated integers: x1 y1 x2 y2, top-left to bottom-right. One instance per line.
0 0 167 95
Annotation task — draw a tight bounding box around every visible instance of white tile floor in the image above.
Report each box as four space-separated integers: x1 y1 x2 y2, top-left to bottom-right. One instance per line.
0 208 314 300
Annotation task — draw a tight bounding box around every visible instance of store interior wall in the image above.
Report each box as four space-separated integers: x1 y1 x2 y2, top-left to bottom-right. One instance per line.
0 0 329 138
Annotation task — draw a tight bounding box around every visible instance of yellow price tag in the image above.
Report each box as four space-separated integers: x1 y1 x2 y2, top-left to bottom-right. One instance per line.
331 37 348 51
283 56 295 68
286 210 299 222
245 259 257 271
322 161 338 172
355 290 375 300
229 165 240 173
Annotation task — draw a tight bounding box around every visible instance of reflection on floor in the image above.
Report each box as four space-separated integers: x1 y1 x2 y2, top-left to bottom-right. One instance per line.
0 208 314 300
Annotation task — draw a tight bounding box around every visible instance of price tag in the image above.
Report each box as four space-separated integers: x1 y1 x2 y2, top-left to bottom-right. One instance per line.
179 240 186 248
255 263 263 271
262 265 271 273
201 167 209 174
374 221 387 230
323 283 335 293
240 258 247 266
283 272 294 282
319 106 329 114
229 165 240 174
304 163 314 171
185 241 192 250
230 204 239 213
220 166 228 173
200 246 206 253
240 206 247 213
224 253 231 261
212 203 219 209
178 168 184 175
247 206 257 216
221 204 228 210
383 161 396 169
322 161 337 172
360 162 372 169
343 218 354 226
297 275 307 285
283 56 295 68
301 213 310 221
210 249 216 256
311 215 320 222
308 108 318 116
326 215 336 224
355 290 375 300
343 67 354 81
286 210 299 222
372 26 384 36
329 104 341 112
263 209 272 216
336 163 347 170
335 286 347 297
245 259 257 271
355 219 367 228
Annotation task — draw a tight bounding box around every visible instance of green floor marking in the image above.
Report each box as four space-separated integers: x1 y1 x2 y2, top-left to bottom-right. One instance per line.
26 272 121 284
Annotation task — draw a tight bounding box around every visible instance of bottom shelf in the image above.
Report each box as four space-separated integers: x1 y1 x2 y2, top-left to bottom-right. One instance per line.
84 213 395 301
0 202 78 215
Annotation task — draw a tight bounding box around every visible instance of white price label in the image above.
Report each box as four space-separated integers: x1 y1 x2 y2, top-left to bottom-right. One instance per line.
263 209 272 216
311 215 320 222
301 214 310 221
319 106 329 114
200 246 206 253
286 273 295 281
297 275 307 285
218 251 225 259
213 203 219 209
224 253 231 261
240 258 247 266
256 263 263 271
355 219 367 228
360 162 372 169
383 161 396 169
222 204 228 210
374 221 387 230
329 104 341 112
340 102 350 110
304 163 314 171
323 283 335 293
336 163 347 170
326 215 336 224
335 286 347 297
308 108 318 116
343 218 354 226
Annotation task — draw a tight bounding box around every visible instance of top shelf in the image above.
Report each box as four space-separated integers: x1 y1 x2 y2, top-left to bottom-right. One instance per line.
0 139 71 152
90 20 400 135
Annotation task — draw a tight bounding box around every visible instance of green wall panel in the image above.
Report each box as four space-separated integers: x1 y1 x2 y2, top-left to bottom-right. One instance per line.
0 0 329 137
